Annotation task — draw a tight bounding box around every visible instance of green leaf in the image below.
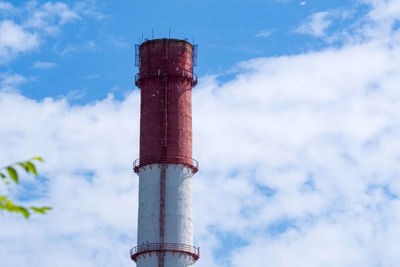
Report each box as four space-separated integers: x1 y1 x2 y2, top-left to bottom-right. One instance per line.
0 198 31 218
4 199 17 211
6 167 18 184
18 162 29 172
0 173 9 186
32 157 44 162
25 161 38 176
19 207 30 219
31 206 52 214
0 172 7 183
0 157 51 218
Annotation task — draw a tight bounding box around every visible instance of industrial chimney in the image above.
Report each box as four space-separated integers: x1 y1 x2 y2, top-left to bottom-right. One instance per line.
130 38 200 267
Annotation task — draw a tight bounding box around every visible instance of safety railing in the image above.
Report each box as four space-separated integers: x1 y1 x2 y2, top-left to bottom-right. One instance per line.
133 156 199 174
130 242 200 263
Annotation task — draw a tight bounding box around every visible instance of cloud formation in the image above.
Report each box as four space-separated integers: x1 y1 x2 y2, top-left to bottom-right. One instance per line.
0 20 39 62
24 1 80 34
0 91 141 266
0 1 101 63
0 73 26 91
192 41 400 266
32 61 56 69
60 40 96 55
255 29 274 38
296 11 333 37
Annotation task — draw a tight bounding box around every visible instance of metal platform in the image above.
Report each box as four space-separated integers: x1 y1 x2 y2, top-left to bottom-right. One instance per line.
133 156 199 174
130 242 200 263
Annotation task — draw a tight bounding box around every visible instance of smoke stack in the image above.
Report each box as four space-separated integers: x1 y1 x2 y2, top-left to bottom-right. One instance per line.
130 38 200 267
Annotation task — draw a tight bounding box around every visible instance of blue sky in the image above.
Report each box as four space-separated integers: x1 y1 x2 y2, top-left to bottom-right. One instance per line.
3 0 361 102
2 0 400 267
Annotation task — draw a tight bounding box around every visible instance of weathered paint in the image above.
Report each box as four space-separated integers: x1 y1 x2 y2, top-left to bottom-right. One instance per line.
132 38 198 267
137 39 196 168
136 164 195 267
137 164 160 245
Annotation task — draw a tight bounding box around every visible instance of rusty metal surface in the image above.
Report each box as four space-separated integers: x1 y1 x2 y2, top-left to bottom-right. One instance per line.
137 39 197 169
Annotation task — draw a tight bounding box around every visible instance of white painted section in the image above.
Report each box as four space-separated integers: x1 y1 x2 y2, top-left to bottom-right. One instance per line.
136 163 195 267
164 164 193 245
136 255 158 267
137 164 161 245
164 254 194 267
164 164 194 267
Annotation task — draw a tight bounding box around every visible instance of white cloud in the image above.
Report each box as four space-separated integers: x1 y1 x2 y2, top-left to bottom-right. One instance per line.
83 74 100 79
61 40 96 55
356 0 400 42
32 61 56 69
0 91 140 266
0 73 26 92
255 29 274 38
74 0 105 21
296 0 400 43
296 11 333 37
25 1 80 34
191 39 400 266
0 1 13 10
364 0 400 21
0 1 101 63
0 20 39 63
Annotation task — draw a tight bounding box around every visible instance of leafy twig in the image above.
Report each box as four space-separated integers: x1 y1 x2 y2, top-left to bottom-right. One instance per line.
0 157 52 218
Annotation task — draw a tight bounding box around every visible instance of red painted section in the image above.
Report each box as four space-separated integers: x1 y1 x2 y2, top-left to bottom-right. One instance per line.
136 39 197 169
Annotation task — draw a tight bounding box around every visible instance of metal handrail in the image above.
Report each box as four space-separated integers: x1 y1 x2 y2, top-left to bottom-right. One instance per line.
133 156 199 174
130 242 200 263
